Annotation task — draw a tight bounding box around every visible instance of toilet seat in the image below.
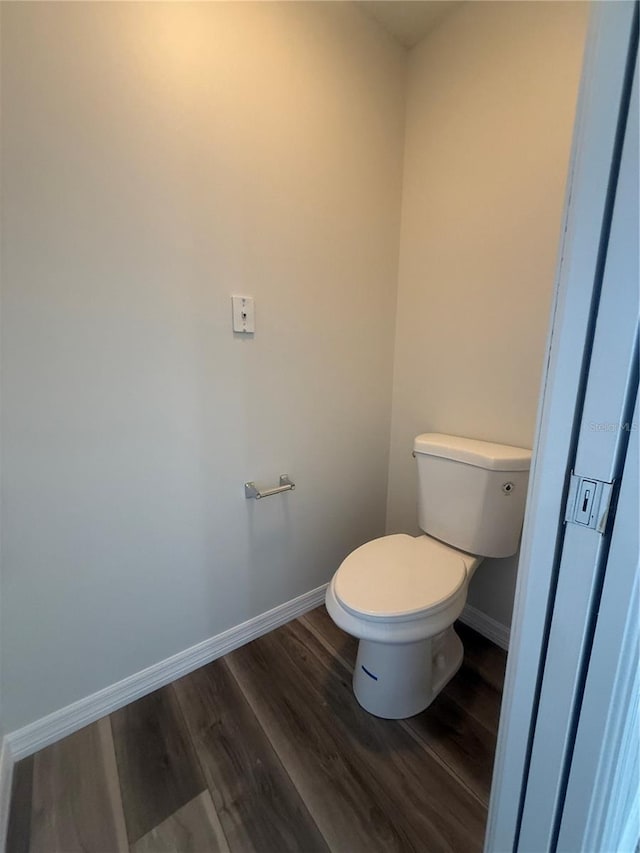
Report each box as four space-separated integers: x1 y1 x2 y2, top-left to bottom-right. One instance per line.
334 533 467 622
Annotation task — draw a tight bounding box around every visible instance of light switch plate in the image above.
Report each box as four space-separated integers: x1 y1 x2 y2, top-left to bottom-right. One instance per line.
232 295 255 333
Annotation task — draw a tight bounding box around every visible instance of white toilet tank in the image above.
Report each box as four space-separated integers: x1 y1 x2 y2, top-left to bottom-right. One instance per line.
414 433 532 558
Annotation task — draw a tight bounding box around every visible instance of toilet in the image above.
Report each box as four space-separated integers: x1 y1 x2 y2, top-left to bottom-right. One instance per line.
325 433 531 719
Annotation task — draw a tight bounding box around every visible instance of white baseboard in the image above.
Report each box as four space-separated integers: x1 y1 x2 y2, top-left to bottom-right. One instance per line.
0 736 14 853
7 583 328 761
460 603 510 651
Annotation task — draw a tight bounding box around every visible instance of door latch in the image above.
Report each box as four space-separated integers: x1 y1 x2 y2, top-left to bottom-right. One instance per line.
565 472 614 533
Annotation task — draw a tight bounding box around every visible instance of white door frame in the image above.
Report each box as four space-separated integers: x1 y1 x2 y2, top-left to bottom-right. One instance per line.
557 393 639 852
485 2 639 850
518 48 638 852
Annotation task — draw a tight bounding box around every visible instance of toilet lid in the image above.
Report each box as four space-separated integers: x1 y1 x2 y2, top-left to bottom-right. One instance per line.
334 534 467 621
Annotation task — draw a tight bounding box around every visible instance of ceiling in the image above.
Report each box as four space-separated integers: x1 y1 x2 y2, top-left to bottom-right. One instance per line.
359 1 463 49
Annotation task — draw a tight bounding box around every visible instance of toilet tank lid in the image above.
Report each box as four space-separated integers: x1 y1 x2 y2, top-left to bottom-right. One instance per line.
414 433 532 471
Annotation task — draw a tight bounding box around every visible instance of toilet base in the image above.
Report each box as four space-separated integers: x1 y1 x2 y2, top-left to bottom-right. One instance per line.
352 627 463 719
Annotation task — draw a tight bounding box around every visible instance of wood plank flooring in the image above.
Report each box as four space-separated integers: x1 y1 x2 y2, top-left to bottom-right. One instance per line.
111 688 206 844
6 607 506 853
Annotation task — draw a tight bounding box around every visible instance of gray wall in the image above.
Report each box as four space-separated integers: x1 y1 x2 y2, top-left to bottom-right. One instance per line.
0 0 590 734
0 2 405 731
386 0 589 627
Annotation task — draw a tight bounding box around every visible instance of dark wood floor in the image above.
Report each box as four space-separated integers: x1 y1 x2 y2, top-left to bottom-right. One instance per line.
6 607 506 853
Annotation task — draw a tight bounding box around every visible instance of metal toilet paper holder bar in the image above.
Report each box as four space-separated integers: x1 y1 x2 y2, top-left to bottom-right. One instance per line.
244 474 295 500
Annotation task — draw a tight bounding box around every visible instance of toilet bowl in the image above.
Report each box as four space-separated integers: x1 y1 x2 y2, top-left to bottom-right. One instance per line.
326 533 481 719
325 433 531 720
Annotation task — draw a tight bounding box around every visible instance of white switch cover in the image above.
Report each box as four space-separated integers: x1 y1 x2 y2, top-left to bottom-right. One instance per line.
232 295 255 333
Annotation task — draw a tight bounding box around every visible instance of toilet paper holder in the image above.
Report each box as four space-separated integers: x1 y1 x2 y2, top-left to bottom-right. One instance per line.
245 474 295 500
